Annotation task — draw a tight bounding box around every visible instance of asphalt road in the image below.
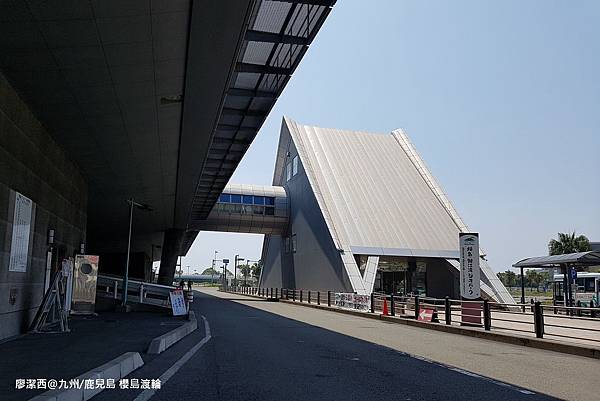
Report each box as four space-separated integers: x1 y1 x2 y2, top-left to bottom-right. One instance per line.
98 289 556 401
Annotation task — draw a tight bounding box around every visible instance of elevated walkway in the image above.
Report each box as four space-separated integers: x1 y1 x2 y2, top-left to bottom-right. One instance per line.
192 184 288 235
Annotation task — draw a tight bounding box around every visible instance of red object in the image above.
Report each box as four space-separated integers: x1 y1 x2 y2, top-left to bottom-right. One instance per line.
461 301 482 326
418 308 434 322
383 298 389 315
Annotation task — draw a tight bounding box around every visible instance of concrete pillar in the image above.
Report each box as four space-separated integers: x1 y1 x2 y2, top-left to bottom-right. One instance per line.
157 229 185 286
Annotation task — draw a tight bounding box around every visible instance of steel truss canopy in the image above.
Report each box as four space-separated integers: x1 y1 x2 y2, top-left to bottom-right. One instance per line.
180 0 335 253
0 0 335 255
513 251 600 268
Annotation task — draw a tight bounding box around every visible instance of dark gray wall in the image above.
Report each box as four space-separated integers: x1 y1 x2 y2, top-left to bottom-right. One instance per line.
0 72 87 340
426 259 460 299
261 130 351 291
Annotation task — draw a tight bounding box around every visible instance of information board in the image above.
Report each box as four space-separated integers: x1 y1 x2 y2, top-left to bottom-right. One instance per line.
9 192 33 272
334 293 370 311
170 289 187 316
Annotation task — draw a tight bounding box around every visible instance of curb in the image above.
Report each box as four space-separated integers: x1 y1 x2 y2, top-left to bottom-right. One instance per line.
147 311 198 355
223 291 600 360
28 352 144 401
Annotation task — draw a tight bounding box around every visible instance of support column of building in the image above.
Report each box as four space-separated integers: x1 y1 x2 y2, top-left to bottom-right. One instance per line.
157 228 185 286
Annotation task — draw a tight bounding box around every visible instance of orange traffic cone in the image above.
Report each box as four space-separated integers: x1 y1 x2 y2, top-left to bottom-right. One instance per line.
383 298 389 316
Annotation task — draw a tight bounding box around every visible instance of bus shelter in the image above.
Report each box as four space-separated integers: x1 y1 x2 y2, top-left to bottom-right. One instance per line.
513 251 600 309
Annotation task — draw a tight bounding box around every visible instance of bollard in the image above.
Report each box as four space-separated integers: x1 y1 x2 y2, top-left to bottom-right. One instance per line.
300 290 303 303
293 290 296 302
591 300 596 318
327 291 331 307
308 290 311 304
286 289 289 300
483 299 491 331
414 295 420 320
371 293 375 313
444 296 451 325
275 288 278 299
534 301 544 338
113 281 118 299
140 284 144 304
390 295 396 316
317 291 321 305
576 300 582 317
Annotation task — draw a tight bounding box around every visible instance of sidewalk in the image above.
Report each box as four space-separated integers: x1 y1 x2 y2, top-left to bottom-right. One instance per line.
0 311 186 401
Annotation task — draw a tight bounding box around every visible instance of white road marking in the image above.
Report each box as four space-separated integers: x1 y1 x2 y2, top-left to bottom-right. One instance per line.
133 315 212 401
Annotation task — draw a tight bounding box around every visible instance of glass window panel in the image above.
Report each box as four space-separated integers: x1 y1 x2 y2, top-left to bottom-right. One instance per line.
292 234 297 253
241 204 252 214
242 195 253 204
253 205 264 215
219 194 230 203
230 194 241 203
286 162 292 181
265 207 274 216
253 196 265 205
233 204 242 213
292 155 298 175
265 197 275 206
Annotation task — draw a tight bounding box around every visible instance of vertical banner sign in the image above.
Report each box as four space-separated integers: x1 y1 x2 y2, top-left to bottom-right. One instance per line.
459 233 481 299
9 192 33 272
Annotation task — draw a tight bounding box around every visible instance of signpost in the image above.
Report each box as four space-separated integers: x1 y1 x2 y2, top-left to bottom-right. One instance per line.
169 289 187 316
459 233 482 325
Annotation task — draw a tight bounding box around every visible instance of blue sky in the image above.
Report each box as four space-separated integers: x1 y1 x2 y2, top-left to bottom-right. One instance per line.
181 0 600 274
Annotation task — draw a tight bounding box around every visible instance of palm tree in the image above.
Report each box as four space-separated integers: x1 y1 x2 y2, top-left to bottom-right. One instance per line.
548 232 591 255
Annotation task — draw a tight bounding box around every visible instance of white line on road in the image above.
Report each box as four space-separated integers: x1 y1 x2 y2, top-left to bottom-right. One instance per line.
133 315 212 401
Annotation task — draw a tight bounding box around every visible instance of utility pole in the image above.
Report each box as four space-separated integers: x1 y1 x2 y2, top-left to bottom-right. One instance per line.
234 255 245 287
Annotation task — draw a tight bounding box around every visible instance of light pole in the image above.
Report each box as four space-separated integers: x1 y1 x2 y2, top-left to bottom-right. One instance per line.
122 199 152 308
211 250 218 284
234 255 245 287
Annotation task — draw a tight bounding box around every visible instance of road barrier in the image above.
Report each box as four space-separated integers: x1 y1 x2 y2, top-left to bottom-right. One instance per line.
226 286 600 346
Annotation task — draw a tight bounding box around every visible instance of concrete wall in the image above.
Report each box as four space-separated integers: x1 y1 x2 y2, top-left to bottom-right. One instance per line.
0 72 87 340
261 132 352 291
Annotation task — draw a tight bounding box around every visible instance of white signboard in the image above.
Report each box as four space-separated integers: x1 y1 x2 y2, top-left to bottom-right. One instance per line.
170 289 187 316
459 233 481 299
9 192 33 272
334 293 370 311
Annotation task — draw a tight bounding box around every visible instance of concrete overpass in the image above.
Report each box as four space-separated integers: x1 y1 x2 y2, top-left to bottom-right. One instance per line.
0 0 335 339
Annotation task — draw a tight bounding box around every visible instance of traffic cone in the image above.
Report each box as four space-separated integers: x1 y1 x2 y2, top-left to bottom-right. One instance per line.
383 298 389 316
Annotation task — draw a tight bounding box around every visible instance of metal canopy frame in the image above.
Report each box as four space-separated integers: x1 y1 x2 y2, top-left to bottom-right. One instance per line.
512 251 600 311
181 0 336 253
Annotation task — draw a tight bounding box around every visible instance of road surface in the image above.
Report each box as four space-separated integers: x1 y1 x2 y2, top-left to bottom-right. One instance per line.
95 288 565 401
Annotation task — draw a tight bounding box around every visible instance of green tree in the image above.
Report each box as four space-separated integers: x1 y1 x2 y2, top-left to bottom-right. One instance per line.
239 264 251 284
548 232 591 255
251 260 263 280
497 270 518 288
201 267 219 275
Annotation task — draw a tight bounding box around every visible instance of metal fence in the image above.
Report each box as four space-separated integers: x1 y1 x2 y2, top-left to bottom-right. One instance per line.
227 286 600 346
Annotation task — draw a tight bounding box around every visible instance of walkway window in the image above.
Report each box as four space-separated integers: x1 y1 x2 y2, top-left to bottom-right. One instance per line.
265 197 275 206
265 207 274 216
230 194 241 203
219 193 230 203
292 155 298 176
286 162 292 181
242 195 253 204
253 196 265 205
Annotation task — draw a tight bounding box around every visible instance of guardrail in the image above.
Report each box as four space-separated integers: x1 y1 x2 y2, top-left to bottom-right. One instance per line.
97 274 175 309
226 286 600 346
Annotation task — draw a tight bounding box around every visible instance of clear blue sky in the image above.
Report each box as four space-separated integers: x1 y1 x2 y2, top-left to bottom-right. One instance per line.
181 0 600 275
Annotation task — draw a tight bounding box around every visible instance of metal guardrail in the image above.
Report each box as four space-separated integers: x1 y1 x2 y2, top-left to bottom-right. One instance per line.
97 274 175 309
227 286 600 345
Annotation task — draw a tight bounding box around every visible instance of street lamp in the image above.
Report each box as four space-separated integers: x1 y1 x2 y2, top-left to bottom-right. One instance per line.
122 198 152 308
211 250 218 284
234 255 245 287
